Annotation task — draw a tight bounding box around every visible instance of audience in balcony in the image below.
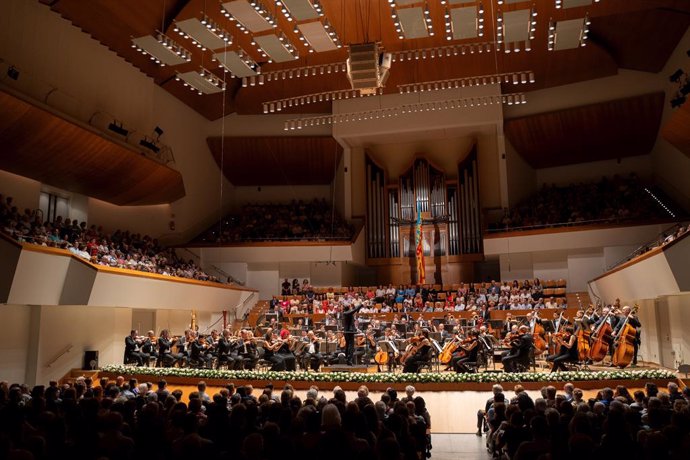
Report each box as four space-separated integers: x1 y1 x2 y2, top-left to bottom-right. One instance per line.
0 193 219 283
195 198 354 243
493 175 679 231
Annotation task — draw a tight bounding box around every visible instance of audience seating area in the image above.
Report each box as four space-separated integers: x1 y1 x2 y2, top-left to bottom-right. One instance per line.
0 193 221 283
0 378 433 460
266 279 570 317
480 381 690 460
490 175 682 232
193 199 354 243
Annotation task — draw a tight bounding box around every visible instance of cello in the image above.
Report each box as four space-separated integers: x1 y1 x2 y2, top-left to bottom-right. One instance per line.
612 305 639 368
589 307 614 362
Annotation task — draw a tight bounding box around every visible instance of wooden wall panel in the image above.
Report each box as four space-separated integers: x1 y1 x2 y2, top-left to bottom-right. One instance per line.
0 90 185 205
504 92 665 169
662 98 690 160
207 136 342 186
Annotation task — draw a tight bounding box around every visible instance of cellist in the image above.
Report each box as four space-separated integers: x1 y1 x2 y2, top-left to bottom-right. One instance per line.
546 326 577 372
613 305 642 366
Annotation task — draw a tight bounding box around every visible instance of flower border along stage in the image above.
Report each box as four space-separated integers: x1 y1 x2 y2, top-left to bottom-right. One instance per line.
101 365 675 385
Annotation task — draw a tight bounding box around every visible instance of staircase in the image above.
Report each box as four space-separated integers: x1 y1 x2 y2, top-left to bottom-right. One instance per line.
247 300 270 327
567 291 592 308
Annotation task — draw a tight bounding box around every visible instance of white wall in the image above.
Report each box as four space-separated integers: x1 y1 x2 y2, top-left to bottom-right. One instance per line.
87 198 172 239
505 139 536 207
247 265 280 300
0 305 32 384
0 169 41 211
34 305 132 385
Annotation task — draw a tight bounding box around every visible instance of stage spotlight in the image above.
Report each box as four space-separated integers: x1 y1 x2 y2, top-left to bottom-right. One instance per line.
7 66 19 80
669 69 685 83
154 126 164 138
139 137 160 154
671 95 686 109
107 121 129 137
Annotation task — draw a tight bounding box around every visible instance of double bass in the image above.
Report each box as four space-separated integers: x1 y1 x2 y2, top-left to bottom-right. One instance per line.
612 305 639 368
576 305 594 362
589 308 614 362
532 312 547 356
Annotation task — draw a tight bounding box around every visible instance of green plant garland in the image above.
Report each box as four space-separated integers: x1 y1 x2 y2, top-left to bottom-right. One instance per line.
101 365 675 385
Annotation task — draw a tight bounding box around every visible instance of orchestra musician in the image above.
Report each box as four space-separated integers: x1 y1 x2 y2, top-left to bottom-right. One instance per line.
189 332 213 368
613 305 642 366
276 329 297 371
402 329 432 373
158 329 185 367
302 330 323 371
238 330 258 370
501 325 533 373
141 330 158 366
546 326 578 372
124 330 147 366
216 329 238 370
263 328 287 371
452 329 480 373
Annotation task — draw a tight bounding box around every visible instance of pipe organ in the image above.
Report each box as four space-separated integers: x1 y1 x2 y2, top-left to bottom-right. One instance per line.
365 150 482 283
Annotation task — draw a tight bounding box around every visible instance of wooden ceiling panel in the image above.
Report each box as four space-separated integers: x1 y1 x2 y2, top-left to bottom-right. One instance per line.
0 90 185 205
505 92 665 169
207 136 342 186
42 1 690 119
591 9 690 73
662 98 690 160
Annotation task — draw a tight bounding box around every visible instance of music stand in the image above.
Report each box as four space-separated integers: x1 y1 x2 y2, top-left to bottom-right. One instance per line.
490 320 504 330
325 325 337 332
379 340 399 355
542 321 555 333
292 341 307 354
430 332 442 342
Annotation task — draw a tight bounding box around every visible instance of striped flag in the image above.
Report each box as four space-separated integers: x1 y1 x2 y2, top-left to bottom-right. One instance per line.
415 201 425 285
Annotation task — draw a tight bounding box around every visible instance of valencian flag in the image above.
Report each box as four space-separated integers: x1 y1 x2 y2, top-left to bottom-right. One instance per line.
415 201 425 285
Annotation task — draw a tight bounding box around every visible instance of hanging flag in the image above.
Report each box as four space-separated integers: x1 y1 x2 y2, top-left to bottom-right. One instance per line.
415 201 425 285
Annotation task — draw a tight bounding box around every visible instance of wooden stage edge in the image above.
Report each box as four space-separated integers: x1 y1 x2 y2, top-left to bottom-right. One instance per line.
97 371 677 393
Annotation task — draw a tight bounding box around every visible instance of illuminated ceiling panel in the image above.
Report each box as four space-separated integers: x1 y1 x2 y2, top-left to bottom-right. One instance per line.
254 34 297 62
175 18 229 50
563 0 596 8
176 71 224 94
131 35 189 66
553 17 586 50
450 6 478 40
281 0 320 21
213 50 259 77
397 7 429 39
298 21 338 52
222 1 274 33
503 9 531 43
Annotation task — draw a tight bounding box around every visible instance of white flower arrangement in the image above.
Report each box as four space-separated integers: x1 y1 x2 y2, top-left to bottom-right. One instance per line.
99 365 676 385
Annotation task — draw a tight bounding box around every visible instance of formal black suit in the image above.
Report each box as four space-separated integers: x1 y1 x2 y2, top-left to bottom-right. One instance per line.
502 333 533 372
158 337 184 367
613 315 642 365
342 303 363 365
302 339 323 371
124 335 147 365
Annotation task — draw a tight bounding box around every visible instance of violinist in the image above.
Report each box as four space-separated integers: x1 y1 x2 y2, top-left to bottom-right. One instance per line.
141 330 158 365
302 330 323 371
503 313 516 338
402 329 432 373
263 328 287 371
158 329 185 367
216 329 238 370
546 326 577 372
189 332 213 368
452 329 480 373
276 329 297 371
125 329 147 366
238 329 258 370
501 325 533 373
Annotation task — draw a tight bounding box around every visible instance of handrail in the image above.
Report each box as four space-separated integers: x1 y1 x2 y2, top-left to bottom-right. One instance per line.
486 217 671 234
46 344 73 368
605 221 687 271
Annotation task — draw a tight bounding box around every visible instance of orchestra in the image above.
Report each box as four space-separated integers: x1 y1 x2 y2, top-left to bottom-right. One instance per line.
123 300 642 374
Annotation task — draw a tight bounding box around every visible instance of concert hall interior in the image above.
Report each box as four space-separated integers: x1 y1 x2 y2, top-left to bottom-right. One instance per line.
2 0 690 458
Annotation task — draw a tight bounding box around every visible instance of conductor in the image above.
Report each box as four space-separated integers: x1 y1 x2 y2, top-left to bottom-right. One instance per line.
342 302 364 365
